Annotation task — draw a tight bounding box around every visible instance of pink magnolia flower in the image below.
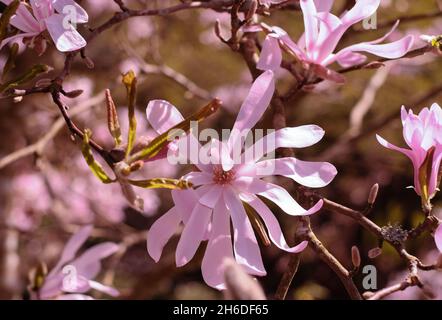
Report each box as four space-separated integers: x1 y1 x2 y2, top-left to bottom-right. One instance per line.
147 70 337 289
376 103 442 206
257 0 414 82
0 0 88 52
36 225 119 300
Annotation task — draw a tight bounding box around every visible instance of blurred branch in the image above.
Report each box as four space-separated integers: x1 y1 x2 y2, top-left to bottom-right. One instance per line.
0 93 105 170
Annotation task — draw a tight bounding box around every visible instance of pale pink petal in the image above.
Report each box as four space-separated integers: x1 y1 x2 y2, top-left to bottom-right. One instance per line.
146 100 184 135
88 280 119 297
244 194 308 253
201 200 234 289
44 13 86 52
6 2 41 33
257 34 282 71
172 189 200 223
428 146 442 196
175 203 212 267
30 0 53 20
435 224 442 253
239 177 323 216
299 0 319 52
0 32 39 50
314 0 333 12
272 26 306 60
335 51 367 68
229 70 275 149
182 171 213 187
47 225 92 278
253 157 337 188
223 188 266 276
244 125 325 162
147 207 181 262
199 184 223 208
55 294 94 300
71 242 119 279
53 0 89 23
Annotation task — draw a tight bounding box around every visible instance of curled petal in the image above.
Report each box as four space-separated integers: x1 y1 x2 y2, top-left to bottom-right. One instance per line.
244 194 308 253
45 13 86 52
147 207 181 262
146 100 184 135
257 34 282 71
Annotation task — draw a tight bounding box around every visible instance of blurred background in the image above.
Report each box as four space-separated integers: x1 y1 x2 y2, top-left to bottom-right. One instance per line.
1 0 442 299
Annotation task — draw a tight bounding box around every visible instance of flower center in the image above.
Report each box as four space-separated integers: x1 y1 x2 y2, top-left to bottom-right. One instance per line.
212 165 235 185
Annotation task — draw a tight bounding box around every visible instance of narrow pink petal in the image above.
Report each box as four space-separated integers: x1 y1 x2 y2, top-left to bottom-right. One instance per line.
47 225 92 278
428 146 442 196
8 3 41 33
88 280 119 297
53 0 89 23
199 184 223 208
55 294 94 300
30 0 53 20
171 189 200 223
223 188 266 276
272 26 306 60
257 34 282 71
299 0 319 52
228 70 275 150
147 207 181 262
201 200 234 289
0 32 39 50
44 13 86 52
243 125 325 162
314 0 333 12
182 171 213 187
254 157 337 188
146 100 184 135
244 194 309 253
335 51 367 68
70 242 119 279
241 177 323 216
175 203 212 267
435 224 442 253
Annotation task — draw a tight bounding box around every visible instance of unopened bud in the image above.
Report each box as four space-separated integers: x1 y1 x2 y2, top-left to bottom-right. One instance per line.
84 57 95 69
214 19 225 41
364 62 385 69
129 160 144 173
63 89 84 98
368 247 382 259
351 246 361 268
368 183 379 205
245 0 258 21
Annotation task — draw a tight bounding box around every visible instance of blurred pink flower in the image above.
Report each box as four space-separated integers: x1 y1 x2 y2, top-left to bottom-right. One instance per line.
257 0 414 83
0 0 88 52
377 104 442 205
38 225 119 300
147 70 337 289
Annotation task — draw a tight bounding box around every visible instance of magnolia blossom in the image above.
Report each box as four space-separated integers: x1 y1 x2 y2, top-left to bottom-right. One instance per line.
257 0 414 82
376 103 442 205
147 70 337 289
0 0 88 52
36 225 119 300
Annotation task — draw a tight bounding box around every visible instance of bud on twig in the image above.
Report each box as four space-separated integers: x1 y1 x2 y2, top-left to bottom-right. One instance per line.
368 247 382 259
105 89 122 147
63 89 84 98
351 246 361 269
84 56 95 69
368 183 379 206
245 0 258 21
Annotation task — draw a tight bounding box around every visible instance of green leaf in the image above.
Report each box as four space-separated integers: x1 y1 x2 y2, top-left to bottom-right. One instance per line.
81 129 114 184
122 70 137 158
2 42 19 80
128 178 193 190
0 64 52 93
0 0 19 44
129 98 222 162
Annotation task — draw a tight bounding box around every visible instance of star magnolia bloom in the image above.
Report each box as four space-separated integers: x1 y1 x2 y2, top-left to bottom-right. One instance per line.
376 103 442 206
147 70 337 289
257 0 414 82
0 0 88 52
37 225 119 300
